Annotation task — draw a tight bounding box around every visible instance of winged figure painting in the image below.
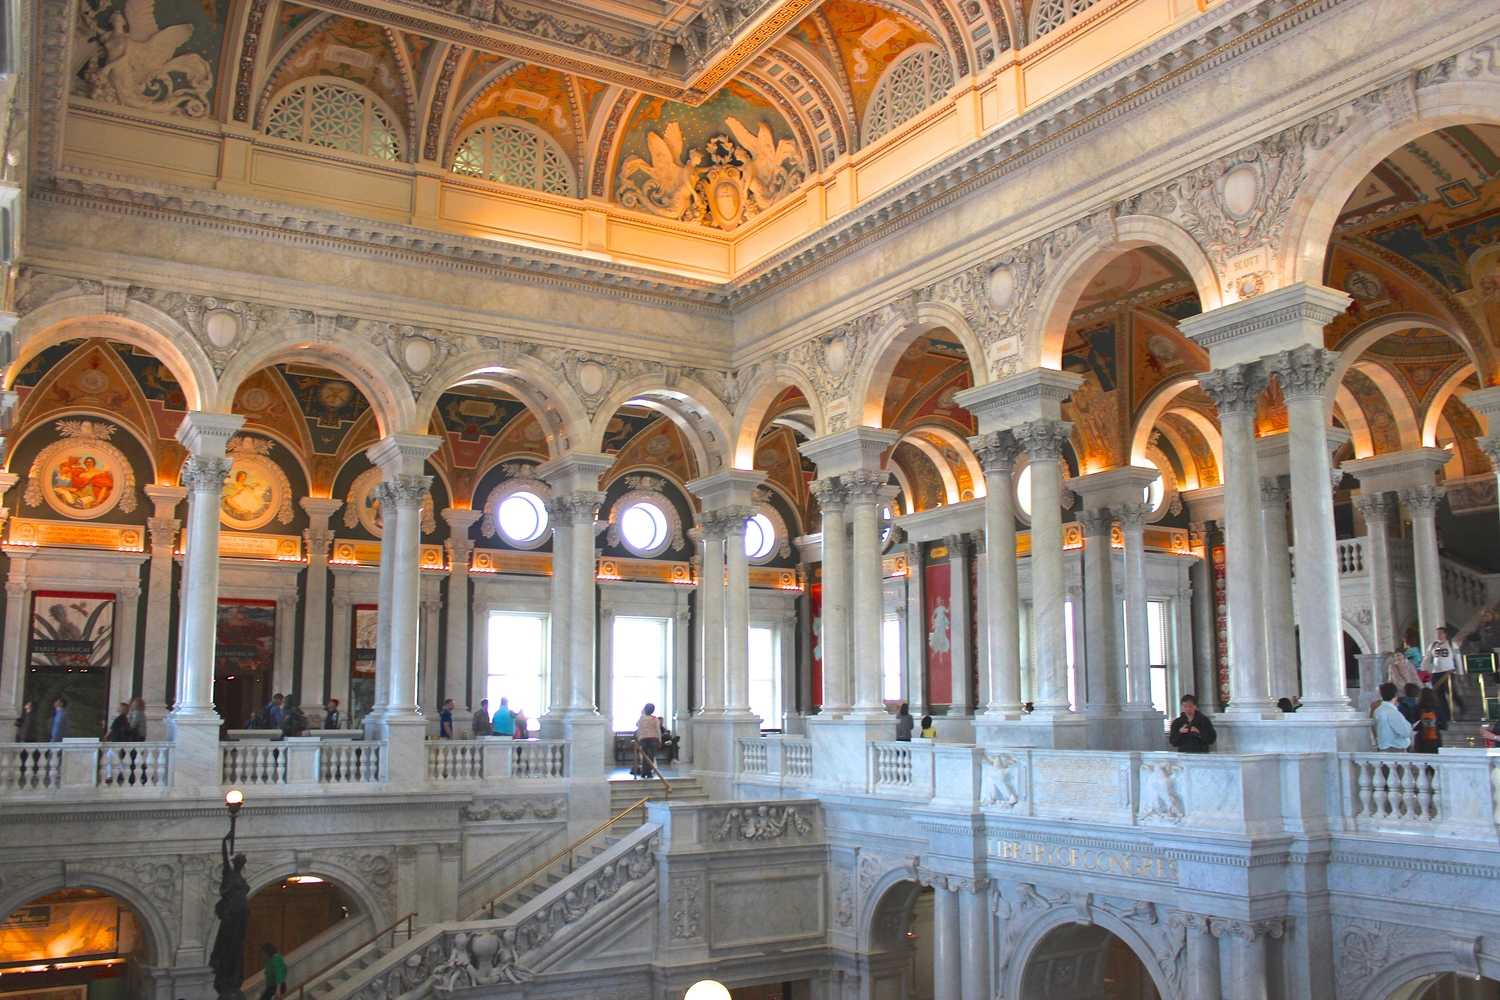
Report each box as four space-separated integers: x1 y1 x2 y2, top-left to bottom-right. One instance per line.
726 117 805 207
85 0 214 119
616 122 703 221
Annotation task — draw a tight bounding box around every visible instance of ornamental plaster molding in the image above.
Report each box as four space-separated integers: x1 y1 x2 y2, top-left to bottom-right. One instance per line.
993 881 1069 975
707 803 814 841
459 797 565 822
1137 760 1185 824
980 752 1026 809
832 866 855 928
668 873 704 941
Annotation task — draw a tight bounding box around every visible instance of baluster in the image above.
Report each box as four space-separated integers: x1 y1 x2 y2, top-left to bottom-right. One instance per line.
1371 762 1391 817
1356 761 1373 818
1398 762 1417 819
1414 764 1434 820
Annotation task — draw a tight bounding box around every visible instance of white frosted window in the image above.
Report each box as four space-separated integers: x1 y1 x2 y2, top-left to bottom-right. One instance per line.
487 613 548 731
620 501 671 556
496 490 549 545
612 616 669 731
1148 599 1171 715
451 121 576 196
748 625 781 727
1034 0 1100 36
266 81 401 161
863 46 955 145
882 617 904 702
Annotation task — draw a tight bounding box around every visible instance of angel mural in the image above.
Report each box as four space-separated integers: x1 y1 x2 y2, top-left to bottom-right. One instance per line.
616 122 703 221
725 117 804 207
77 0 214 119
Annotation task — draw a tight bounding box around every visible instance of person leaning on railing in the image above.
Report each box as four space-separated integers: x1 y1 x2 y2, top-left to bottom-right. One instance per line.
1167 695 1216 753
635 703 662 776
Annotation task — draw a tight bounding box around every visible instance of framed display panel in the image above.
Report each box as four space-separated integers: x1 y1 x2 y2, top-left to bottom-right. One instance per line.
25 591 114 740
350 605 378 728
215 600 277 730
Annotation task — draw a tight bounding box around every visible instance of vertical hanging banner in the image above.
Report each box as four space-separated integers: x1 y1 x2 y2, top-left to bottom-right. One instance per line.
925 558 952 706
27 591 116 739
1213 546 1229 706
351 604 379 727
216 600 277 729
808 578 823 707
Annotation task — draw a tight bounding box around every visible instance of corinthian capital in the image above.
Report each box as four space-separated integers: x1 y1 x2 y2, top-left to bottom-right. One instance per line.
1013 418 1072 461
1197 363 1269 415
552 491 605 525
181 456 232 493
842 468 894 505
1076 507 1113 539
808 477 847 513
384 474 433 509
1266 345 1339 400
1112 501 1151 531
1400 485 1447 517
970 430 1023 475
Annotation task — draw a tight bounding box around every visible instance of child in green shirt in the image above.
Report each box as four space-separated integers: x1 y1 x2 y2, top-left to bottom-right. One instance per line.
261 943 287 999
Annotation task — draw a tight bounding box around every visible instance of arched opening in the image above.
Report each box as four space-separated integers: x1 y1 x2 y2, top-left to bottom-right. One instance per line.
863 878 927 999
243 876 364 991
1018 922 1159 999
880 328 981 515
0 889 151 999
1387 973 1500 1000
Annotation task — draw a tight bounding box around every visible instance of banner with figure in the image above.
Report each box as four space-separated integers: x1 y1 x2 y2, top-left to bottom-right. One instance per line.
26 591 115 739
925 560 953 706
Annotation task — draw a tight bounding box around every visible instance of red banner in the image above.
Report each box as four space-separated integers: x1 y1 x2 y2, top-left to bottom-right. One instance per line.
809 581 823 707
1213 545 1229 705
925 562 952 706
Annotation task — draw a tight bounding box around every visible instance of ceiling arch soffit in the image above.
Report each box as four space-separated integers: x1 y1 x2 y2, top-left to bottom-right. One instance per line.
419 43 467 164
230 365 319 459
1332 384 1374 460
12 342 162 470
805 9 861 148
382 24 423 156
1128 371 1205 468
584 373 736 475
1421 362 1478 449
1279 40 1500 289
1346 360 1421 452
254 15 414 136
251 10 338 117
1321 313 1473 422
590 88 640 199
737 70 820 171
764 39 854 161
415 353 591 459
730 367 827 469
812 0 957 127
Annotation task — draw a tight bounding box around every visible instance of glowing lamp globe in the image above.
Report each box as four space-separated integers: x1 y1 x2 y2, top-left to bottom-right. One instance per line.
684 981 731 1000
225 789 244 806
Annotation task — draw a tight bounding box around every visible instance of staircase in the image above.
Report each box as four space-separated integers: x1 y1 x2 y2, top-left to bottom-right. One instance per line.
609 774 709 832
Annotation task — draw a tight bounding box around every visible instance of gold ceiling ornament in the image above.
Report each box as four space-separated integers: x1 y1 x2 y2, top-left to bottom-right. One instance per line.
616 117 804 232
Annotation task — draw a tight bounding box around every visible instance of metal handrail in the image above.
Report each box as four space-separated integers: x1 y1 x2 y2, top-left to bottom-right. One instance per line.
285 911 416 1000
475 796 651 919
632 739 674 794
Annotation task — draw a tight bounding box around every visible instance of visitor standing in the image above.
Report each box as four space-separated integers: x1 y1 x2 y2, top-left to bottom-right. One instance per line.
920 715 936 739
1372 683 1411 751
473 699 493 737
49 698 69 742
1397 683 1421 724
259 943 287 1000
323 699 341 730
13 700 36 743
107 702 132 741
1411 689 1445 754
280 696 309 737
492 697 516 738
127 698 147 741
439 699 455 739
1168 695 1216 753
635 703 662 777
894 702 914 741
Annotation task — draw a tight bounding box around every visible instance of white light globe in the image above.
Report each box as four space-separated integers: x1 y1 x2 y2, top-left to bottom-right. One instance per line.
684 981 731 1000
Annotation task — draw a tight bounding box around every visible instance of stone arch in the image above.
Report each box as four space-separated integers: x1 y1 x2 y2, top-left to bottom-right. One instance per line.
905 424 985 499
1351 945 1500 1000
859 872 922 955
1160 406 1224 486
13 301 217 411
1344 616 1373 656
216 324 418 437
731 366 826 470
1282 78 1500 298
854 301 987 429
1004 904 1175 1000
1349 360 1422 452
1027 214 1223 371
1130 373 1206 468
586 376 735 478
1422 362 1477 448
1325 313 1476 422
1334 385 1375 459
240 861 386 927
0 870 174 968
414 355 589 459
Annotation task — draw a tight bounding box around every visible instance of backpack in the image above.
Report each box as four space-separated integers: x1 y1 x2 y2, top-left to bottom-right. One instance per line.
1415 712 1442 745
249 706 273 730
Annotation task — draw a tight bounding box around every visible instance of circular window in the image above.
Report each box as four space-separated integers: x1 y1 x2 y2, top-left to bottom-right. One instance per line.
1016 464 1033 517
1144 476 1165 513
497 490 549 545
620 501 671 556
745 512 776 561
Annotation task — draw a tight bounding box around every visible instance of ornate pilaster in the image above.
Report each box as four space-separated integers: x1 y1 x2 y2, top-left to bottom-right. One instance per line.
809 477 851 715
1401 484 1449 648
1351 492 1398 655
973 431 1025 726
1114 501 1156 715
1013 419 1078 736
695 511 730 714
440 507 484 714
1076 506 1122 733
140 484 186 735
843 469 899 715
1257 475 1297 702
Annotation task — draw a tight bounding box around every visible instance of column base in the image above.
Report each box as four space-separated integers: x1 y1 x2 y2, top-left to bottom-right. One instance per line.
165 710 224 788
363 714 428 789
973 712 1088 749
539 711 610 777
1215 714 1371 753
692 713 761 798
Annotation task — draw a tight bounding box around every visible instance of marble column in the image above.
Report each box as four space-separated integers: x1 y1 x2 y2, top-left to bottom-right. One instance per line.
971 431 1023 723
370 483 396 716
1188 522 1220 708
1214 918 1284 1000
1267 345 1348 712
723 505 758 718
564 491 605 712
1116 501 1156 714
168 412 244 782
441 508 483 710
845 469 894 715
299 497 342 708
1351 492 1398 655
902 541 926 718
1077 507 1123 742
545 494 573 719
1402 485 1448 646
1463 385 1500 532
1257 476 1298 700
920 871 960 1000
1014 419 1082 743
957 879 991 1000
1198 365 1277 716
141 485 184 734
808 478 850 715
695 515 727 714
381 475 431 720
945 534 973 713
0 567 27 723
1185 915 1222 1000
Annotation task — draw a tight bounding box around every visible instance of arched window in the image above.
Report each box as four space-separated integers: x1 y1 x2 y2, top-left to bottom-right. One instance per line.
863 45 955 146
1033 0 1101 37
265 80 402 161
451 120 576 197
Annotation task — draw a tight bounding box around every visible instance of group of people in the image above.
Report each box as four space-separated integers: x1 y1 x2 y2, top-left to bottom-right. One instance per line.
438 697 530 740
631 703 681 776
892 704 938 741
248 692 321 737
12 697 73 742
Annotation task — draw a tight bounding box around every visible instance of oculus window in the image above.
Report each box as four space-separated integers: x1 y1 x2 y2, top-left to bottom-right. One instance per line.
619 500 672 557
864 45 955 146
496 490 549 547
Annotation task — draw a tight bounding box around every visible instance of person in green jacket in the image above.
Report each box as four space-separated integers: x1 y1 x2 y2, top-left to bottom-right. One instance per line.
261 942 287 999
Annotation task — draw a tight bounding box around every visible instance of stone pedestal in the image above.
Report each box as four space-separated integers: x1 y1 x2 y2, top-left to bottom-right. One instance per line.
690 714 760 798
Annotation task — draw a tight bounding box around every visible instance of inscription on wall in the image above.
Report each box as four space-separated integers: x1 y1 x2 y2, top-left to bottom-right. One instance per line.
988 838 1179 883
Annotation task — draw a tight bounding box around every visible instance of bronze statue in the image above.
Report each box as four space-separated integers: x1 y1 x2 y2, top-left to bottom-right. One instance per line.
209 830 250 999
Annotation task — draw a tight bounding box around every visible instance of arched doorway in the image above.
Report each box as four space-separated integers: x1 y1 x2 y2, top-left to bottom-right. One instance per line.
0 888 150 999
1019 923 1159 1000
1388 973 1500 1000
243 876 361 989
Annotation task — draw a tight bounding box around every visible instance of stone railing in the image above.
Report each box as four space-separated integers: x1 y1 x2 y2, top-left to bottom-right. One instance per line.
1336 538 1367 577
428 741 484 781
1441 558 1500 615
0 742 173 793
738 738 768 775
508 740 569 779
871 741 934 796
784 739 813 779
1340 750 1496 839
320 741 382 784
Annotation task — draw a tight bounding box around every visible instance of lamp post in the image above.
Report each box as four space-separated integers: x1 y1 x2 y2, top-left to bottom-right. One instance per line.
225 788 244 854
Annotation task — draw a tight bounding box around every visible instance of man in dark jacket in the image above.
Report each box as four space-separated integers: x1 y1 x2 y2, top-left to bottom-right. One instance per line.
1168 695 1216 753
